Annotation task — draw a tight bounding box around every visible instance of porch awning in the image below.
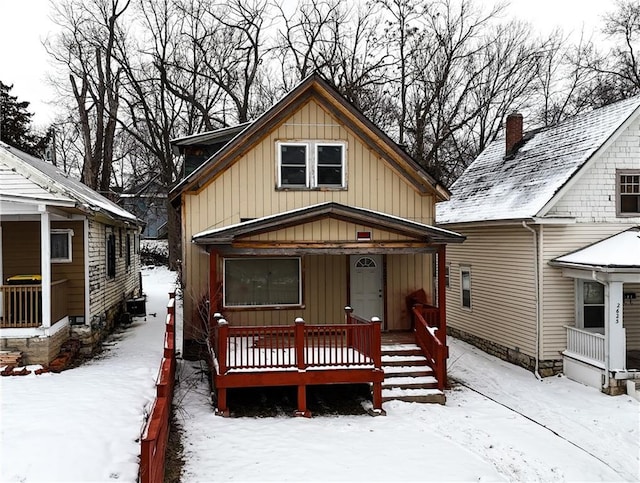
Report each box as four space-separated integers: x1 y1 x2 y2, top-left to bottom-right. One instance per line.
549 226 640 273
192 202 465 255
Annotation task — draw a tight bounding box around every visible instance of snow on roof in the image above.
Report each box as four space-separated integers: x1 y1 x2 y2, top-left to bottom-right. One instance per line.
550 227 640 270
0 142 139 223
437 96 640 224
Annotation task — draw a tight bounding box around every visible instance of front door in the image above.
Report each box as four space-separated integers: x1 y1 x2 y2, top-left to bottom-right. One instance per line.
350 255 384 324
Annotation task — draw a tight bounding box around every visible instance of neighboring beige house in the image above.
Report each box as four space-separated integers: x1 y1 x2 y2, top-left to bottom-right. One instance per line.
437 98 640 395
170 74 464 396
0 142 143 365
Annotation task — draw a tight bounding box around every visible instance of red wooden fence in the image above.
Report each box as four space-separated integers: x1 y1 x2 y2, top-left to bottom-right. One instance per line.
139 292 176 483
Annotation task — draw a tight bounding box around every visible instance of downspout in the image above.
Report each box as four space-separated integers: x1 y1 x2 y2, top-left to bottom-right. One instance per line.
522 221 542 380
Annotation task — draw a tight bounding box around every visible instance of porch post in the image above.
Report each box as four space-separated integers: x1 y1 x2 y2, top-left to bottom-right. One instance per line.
209 249 218 320
437 245 446 345
606 281 626 371
40 208 51 328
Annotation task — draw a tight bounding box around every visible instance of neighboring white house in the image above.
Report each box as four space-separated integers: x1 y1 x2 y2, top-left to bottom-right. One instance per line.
436 98 640 395
0 142 144 365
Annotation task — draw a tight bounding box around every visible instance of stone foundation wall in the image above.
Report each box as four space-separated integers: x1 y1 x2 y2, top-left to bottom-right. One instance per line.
0 325 70 365
448 326 563 377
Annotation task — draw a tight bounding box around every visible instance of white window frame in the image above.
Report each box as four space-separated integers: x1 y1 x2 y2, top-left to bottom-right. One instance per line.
50 229 74 263
277 141 346 189
576 279 605 333
616 169 640 217
223 257 303 308
460 266 471 310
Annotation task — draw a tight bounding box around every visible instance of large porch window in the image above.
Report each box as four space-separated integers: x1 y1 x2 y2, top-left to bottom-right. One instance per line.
579 280 605 330
223 257 302 308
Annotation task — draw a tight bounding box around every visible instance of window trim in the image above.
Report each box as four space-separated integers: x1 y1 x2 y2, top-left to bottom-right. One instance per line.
276 140 347 190
460 266 471 310
50 229 73 263
576 279 605 332
222 257 303 309
616 169 640 217
106 231 116 279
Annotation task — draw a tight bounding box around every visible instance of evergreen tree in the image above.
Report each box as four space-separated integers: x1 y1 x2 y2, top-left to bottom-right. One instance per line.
0 80 46 156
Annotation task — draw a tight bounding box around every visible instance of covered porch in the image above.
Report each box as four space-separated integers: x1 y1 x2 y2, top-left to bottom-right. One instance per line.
550 227 640 394
0 202 84 363
192 202 464 415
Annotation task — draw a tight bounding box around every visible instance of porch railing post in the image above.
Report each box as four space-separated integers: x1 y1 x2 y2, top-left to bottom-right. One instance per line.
294 317 306 370
344 306 353 347
437 245 446 347
294 317 310 417
371 316 383 411
217 319 229 375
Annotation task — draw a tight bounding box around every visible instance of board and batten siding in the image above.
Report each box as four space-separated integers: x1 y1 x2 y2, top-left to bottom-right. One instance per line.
541 223 640 359
445 225 537 358
87 219 140 322
386 253 433 330
50 220 85 318
182 98 435 331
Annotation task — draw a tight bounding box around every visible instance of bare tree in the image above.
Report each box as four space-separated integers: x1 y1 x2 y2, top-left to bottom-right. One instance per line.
47 0 131 193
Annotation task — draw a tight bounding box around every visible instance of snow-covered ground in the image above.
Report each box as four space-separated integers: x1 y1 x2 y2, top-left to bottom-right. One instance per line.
0 266 177 482
2 264 639 482
177 339 640 482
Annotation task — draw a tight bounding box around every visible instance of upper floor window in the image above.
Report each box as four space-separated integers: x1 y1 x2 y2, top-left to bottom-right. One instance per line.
617 170 640 216
277 141 346 189
51 229 73 263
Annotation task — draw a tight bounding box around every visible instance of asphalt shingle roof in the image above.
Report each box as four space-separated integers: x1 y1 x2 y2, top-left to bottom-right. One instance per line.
437 97 640 224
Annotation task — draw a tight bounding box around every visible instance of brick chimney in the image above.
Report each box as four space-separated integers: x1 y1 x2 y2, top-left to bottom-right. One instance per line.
505 112 523 155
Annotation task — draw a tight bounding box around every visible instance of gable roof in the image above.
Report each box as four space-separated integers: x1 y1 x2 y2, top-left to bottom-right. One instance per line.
0 141 139 224
549 227 640 271
437 96 640 225
192 202 465 246
170 74 450 203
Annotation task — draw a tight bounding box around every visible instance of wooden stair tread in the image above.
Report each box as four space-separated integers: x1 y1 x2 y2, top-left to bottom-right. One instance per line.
383 375 437 385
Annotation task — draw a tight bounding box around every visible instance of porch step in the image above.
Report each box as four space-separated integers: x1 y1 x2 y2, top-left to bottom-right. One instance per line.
380 343 445 405
382 387 446 405
626 380 640 401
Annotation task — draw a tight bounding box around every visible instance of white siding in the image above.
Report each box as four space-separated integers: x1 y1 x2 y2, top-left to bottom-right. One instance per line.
445 225 538 358
541 223 638 359
547 115 640 223
88 219 141 321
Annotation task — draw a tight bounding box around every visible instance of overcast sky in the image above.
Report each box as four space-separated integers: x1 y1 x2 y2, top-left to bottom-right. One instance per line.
0 0 613 128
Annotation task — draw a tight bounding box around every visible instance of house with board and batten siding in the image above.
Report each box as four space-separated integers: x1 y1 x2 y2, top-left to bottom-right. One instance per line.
437 97 640 396
0 142 144 366
170 74 465 415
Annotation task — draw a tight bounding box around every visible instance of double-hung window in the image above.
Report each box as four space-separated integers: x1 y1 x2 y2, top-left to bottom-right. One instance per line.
51 229 73 263
617 170 640 216
579 280 605 331
460 266 471 309
277 141 346 189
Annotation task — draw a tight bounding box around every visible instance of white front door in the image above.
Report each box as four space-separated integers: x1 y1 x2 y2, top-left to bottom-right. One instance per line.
349 255 383 323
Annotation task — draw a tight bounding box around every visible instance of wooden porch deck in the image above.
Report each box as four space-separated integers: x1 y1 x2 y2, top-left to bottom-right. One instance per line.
206 304 447 416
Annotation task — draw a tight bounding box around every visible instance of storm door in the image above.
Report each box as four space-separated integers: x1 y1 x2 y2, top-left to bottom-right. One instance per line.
349 255 383 323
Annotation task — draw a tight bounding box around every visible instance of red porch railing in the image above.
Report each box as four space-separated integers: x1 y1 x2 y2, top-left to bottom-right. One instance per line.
412 304 447 390
140 293 176 483
208 308 383 417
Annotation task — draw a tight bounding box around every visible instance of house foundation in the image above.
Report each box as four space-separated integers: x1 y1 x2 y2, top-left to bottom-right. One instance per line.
0 325 70 365
448 326 563 376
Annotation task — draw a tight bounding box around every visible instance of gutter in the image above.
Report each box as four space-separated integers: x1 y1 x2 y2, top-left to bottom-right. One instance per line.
522 221 542 380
